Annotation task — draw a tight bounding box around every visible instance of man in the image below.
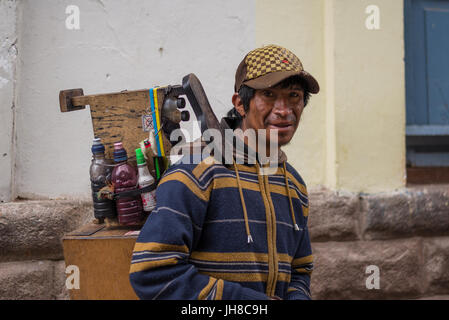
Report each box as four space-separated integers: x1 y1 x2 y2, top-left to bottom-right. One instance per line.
129 44 320 300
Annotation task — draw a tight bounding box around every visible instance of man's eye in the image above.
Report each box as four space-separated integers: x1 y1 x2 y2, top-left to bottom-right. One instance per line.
290 92 302 98
263 90 273 97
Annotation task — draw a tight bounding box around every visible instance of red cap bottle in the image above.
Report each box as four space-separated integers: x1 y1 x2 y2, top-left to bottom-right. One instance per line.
111 142 143 225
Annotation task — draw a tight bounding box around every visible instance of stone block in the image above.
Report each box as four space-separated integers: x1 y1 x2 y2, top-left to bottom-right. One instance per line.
412 187 449 236
360 191 414 240
0 200 92 262
361 186 449 240
423 237 449 296
54 260 70 300
308 188 360 242
310 238 424 299
0 260 54 299
417 295 449 300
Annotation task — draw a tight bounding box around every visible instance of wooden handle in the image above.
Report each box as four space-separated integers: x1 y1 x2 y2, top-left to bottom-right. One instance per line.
59 88 85 112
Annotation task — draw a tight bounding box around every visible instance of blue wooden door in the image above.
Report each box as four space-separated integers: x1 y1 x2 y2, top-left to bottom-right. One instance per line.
405 0 449 166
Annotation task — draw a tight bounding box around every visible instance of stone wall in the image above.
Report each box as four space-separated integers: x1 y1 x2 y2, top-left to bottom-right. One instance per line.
309 185 449 299
0 185 448 300
0 200 92 299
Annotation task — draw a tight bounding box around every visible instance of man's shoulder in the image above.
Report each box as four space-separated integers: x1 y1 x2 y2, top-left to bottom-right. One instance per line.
164 155 226 183
284 162 307 190
157 156 226 202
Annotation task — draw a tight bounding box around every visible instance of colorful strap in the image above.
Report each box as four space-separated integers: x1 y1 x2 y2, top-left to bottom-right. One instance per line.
149 88 164 157
152 88 165 157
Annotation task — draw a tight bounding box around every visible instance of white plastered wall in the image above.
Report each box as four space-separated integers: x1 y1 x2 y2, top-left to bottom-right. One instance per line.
0 0 18 202
10 0 255 200
1 0 406 201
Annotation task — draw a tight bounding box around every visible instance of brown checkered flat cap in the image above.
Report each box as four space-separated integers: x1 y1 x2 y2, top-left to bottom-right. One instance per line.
234 44 319 94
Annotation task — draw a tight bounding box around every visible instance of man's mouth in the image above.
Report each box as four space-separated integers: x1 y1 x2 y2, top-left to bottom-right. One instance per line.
267 122 294 130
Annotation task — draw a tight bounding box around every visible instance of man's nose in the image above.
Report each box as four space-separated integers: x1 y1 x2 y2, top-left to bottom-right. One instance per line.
273 98 292 117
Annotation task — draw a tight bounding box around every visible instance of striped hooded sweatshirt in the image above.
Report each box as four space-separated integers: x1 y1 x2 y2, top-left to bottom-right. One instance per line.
129 121 313 300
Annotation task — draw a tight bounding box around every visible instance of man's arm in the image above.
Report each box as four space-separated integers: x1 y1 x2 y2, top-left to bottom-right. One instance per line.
129 165 269 300
286 223 313 300
284 164 313 300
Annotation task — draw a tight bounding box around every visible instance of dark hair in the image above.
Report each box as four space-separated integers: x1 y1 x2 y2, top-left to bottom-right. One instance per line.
227 75 311 127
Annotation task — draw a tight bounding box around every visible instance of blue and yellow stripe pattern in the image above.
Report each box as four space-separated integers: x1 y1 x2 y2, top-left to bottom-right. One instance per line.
129 156 313 300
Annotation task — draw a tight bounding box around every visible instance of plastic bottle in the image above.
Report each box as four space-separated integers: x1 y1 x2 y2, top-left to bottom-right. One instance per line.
135 148 157 212
89 138 116 223
111 142 143 225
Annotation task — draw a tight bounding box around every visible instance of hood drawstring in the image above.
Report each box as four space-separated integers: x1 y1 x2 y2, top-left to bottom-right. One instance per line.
233 160 300 244
233 159 254 244
283 162 300 231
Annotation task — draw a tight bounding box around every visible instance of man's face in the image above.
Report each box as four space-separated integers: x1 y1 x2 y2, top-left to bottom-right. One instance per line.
238 83 305 148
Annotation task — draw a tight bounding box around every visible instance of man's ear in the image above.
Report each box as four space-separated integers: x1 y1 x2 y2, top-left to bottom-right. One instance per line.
232 93 246 118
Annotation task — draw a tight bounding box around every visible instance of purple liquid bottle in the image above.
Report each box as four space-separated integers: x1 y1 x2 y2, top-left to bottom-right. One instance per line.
90 138 116 223
111 142 143 225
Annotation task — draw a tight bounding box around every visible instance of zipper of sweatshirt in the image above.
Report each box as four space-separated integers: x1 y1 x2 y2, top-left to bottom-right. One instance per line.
259 173 279 297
